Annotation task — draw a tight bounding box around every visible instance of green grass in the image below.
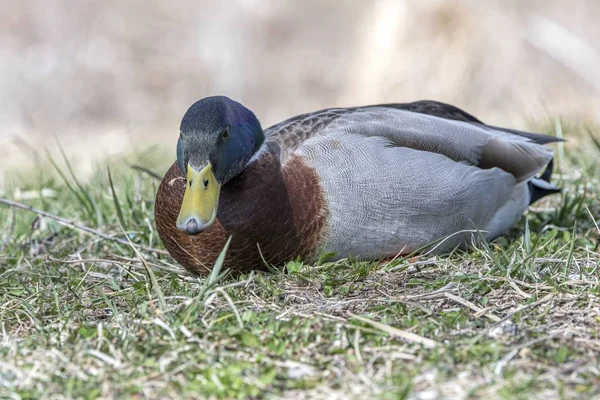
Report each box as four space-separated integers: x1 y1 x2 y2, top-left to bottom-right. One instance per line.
1 133 599 399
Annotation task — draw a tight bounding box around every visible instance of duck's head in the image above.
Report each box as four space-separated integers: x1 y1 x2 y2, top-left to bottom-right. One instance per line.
175 96 264 235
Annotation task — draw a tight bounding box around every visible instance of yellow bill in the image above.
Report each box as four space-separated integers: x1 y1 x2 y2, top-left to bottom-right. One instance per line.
176 162 221 234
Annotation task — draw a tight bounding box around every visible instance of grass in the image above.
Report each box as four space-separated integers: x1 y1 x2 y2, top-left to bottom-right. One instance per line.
0 132 599 399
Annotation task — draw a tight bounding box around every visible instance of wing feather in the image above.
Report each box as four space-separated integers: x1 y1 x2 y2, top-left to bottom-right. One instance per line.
265 100 557 182
323 108 555 182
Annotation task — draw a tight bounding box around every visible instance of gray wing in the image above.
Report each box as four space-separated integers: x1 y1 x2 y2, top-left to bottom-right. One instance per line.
266 102 557 182
325 107 556 183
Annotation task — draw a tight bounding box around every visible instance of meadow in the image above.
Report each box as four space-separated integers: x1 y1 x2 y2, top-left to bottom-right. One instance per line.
0 121 599 399
2 0 600 398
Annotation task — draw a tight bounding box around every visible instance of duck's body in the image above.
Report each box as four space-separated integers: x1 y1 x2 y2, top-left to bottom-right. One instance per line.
155 98 560 275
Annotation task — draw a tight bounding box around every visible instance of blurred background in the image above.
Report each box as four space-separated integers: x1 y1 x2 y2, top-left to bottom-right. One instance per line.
1 0 599 183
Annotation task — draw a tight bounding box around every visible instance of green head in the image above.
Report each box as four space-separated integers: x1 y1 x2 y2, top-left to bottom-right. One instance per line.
175 96 264 234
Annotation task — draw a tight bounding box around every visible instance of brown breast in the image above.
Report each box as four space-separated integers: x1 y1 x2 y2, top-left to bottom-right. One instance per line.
154 153 329 275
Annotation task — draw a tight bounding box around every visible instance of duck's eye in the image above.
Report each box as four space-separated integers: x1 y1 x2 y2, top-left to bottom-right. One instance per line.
221 127 231 140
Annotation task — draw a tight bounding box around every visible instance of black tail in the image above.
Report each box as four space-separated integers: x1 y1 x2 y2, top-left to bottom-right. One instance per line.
528 159 561 204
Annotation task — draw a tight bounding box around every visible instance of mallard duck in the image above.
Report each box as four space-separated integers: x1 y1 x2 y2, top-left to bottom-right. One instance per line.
155 96 560 275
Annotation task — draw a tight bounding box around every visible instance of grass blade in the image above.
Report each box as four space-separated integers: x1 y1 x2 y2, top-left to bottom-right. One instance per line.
181 236 232 325
130 164 162 180
587 128 600 154
564 222 577 278
46 149 92 217
122 225 167 313
524 218 531 255
107 167 127 230
208 235 232 287
56 142 103 226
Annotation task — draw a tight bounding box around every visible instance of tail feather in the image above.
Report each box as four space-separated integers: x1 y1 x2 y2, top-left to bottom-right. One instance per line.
538 158 554 183
528 158 561 204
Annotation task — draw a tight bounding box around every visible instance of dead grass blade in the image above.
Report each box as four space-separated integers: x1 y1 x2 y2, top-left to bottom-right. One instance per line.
0 198 167 254
469 293 558 348
444 292 501 322
349 313 438 349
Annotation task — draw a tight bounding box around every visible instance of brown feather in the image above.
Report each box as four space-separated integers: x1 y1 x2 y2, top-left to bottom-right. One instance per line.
154 153 329 275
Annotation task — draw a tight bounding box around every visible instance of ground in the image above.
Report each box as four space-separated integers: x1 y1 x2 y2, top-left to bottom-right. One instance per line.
0 126 599 399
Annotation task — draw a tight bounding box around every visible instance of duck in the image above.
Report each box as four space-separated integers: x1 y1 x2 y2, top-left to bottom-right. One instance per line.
154 96 560 275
